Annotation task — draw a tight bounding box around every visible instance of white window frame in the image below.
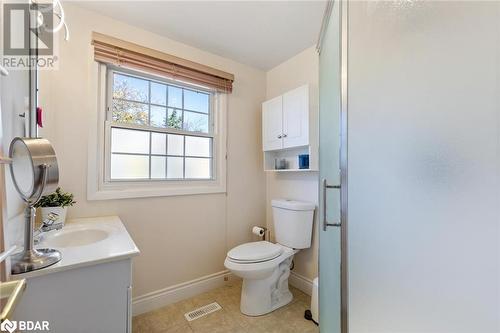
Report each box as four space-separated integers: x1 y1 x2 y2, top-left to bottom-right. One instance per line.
88 63 227 200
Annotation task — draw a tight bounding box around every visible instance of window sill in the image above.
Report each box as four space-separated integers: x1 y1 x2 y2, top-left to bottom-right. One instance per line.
87 182 226 200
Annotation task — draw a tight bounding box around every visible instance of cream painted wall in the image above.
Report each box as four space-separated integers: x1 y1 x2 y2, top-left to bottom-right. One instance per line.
0 70 28 221
38 4 266 298
265 47 319 281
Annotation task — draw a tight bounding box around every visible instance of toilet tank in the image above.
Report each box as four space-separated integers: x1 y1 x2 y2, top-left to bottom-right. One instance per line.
272 199 315 249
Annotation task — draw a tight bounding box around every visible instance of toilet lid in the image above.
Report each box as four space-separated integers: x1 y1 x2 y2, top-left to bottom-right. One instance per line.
228 241 283 263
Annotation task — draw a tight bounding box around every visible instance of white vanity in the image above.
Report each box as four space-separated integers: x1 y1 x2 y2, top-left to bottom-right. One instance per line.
12 216 139 333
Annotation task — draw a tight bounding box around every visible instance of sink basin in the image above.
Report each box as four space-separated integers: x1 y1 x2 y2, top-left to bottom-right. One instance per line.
42 228 110 248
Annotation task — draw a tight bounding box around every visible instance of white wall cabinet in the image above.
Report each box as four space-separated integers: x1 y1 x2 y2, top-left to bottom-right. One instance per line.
262 85 309 151
262 84 318 171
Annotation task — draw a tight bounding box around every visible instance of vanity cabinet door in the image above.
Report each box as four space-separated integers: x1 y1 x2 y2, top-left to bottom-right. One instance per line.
282 85 309 149
13 259 132 333
262 95 283 151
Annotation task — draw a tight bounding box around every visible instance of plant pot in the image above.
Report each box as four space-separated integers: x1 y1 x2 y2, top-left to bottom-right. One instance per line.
40 206 68 227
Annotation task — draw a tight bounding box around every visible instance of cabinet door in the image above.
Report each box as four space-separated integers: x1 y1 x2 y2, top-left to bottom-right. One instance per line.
262 95 283 151
13 259 132 333
282 85 309 148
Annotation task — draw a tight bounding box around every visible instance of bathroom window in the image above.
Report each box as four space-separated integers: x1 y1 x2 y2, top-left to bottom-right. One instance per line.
107 70 214 180
89 64 227 200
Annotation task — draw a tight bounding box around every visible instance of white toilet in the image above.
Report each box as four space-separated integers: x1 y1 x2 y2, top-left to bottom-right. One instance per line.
224 199 315 316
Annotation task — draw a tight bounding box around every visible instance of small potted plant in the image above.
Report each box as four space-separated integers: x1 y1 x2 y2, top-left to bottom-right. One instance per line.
35 187 76 227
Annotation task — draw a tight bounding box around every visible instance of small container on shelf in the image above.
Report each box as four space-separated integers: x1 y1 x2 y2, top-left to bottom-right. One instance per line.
274 158 288 170
298 154 309 169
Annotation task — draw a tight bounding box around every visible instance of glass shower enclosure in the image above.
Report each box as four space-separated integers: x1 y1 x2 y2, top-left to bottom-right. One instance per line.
319 1 499 333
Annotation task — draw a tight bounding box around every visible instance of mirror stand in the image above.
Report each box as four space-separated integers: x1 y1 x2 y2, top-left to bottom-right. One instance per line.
10 205 61 275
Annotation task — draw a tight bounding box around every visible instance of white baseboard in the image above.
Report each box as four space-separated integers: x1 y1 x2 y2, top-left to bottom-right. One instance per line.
132 270 312 316
132 270 231 316
289 271 314 296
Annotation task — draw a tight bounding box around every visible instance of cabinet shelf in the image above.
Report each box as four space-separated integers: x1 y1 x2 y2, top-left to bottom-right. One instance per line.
263 145 317 172
265 168 318 172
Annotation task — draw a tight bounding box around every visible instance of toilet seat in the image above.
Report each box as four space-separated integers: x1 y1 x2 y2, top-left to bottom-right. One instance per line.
224 244 296 281
227 241 282 263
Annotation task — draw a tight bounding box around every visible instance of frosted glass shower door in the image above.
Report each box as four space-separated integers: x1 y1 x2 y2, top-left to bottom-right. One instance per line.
347 2 500 332
318 1 342 332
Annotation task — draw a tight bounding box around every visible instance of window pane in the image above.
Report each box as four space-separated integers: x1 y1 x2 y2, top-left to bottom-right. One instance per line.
167 134 184 156
111 154 149 179
150 105 167 128
168 86 182 108
185 136 211 157
151 132 166 155
185 158 211 179
113 100 148 125
151 82 166 106
113 74 148 103
166 108 182 129
108 71 215 182
111 128 150 154
167 157 183 179
184 90 209 113
183 111 209 133
151 156 166 179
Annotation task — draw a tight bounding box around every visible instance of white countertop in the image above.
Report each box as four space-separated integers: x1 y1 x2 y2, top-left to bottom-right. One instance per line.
15 216 140 279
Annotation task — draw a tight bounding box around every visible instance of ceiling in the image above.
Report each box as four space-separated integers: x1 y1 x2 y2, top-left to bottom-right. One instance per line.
73 1 326 70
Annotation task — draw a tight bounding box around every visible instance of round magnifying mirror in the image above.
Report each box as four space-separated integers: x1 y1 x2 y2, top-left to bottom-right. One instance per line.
9 137 59 202
8 137 62 274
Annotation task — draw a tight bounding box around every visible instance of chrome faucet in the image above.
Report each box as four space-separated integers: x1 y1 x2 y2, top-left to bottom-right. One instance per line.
34 212 63 244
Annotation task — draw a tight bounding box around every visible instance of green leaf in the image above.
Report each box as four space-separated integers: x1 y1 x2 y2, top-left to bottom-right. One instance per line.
34 187 76 208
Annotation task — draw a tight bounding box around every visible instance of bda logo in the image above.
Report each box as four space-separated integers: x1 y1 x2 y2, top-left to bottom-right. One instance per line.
0 319 49 332
0 319 17 333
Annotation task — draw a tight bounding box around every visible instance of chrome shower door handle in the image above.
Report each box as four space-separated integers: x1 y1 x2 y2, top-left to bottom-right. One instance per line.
322 178 341 230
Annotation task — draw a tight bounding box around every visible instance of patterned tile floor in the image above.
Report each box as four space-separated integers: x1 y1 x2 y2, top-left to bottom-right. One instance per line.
133 279 319 333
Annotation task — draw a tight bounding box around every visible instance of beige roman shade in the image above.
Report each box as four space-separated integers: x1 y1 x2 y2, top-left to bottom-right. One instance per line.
91 32 234 93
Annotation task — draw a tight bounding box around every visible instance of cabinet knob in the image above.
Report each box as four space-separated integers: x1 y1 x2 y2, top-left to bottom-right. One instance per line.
282 134 288 138
277 135 282 139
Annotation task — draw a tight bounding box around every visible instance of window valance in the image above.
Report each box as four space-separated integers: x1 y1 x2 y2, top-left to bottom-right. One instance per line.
92 32 234 93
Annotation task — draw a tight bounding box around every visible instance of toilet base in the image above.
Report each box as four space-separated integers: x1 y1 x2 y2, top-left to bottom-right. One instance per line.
239 256 294 316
